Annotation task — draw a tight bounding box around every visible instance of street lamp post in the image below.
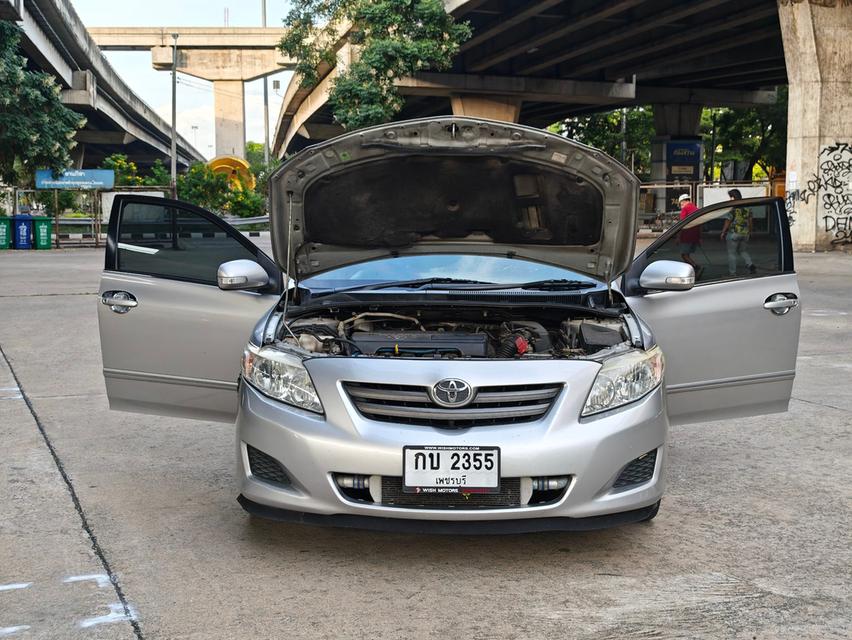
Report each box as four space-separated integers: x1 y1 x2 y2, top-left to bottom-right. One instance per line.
261 0 270 167
170 33 179 198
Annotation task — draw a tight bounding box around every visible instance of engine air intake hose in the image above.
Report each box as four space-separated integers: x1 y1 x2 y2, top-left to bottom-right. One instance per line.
497 333 530 357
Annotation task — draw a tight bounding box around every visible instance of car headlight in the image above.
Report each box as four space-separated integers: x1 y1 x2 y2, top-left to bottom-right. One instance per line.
242 343 323 413
582 346 664 417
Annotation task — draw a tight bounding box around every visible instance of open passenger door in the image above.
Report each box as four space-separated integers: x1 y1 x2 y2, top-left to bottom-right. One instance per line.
622 197 800 426
98 195 281 422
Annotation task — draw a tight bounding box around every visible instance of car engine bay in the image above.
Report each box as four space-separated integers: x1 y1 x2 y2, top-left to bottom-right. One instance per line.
279 307 633 360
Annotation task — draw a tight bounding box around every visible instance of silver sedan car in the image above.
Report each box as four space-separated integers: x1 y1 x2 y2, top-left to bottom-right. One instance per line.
98 117 800 533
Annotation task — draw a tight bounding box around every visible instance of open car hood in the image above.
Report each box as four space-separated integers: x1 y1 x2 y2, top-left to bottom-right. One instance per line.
268 117 639 283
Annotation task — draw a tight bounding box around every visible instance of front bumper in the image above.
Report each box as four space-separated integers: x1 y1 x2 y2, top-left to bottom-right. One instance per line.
237 495 660 534
236 357 668 530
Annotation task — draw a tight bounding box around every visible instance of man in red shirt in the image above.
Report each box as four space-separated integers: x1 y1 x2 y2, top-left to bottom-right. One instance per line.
677 193 703 278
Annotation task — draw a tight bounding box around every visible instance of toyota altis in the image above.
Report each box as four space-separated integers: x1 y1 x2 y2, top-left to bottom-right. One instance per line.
98 117 800 533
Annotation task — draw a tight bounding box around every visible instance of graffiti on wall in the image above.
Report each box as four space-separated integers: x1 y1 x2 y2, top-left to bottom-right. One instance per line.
779 0 852 7
784 189 798 227
819 143 852 245
784 142 852 245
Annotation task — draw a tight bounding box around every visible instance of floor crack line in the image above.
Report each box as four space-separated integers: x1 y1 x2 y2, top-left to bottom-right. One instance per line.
0 343 143 640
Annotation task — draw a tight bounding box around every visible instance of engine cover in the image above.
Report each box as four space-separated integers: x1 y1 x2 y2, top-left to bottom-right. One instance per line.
350 331 489 357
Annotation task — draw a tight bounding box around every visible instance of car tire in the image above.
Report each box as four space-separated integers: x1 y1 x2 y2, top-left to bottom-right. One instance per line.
639 500 661 523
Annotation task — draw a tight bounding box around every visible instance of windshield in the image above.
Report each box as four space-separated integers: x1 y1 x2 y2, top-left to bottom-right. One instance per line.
301 255 600 290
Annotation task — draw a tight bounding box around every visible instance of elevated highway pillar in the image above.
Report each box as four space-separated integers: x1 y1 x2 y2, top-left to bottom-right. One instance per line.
212 80 245 158
450 95 521 122
779 0 852 251
151 45 291 159
650 103 703 213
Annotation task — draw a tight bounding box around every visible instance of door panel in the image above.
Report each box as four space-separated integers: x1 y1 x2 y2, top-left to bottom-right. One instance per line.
99 196 281 422
627 274 799 425
624 197 800 426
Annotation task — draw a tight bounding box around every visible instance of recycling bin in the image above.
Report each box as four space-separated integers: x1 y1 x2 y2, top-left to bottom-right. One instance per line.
12 214 33 249
32 215 53 250
0 216 10 250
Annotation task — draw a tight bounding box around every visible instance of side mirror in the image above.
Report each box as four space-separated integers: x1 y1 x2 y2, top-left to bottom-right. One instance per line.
639 260 695 292
217 259 269 291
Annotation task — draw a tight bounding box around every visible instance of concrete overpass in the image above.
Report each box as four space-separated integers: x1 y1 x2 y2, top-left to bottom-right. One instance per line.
3 0 203 170
89 27 295 158
273 0 786 156
271 0 852 252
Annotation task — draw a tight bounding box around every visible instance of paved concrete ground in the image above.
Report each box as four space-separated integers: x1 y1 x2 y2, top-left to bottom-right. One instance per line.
0 248 849 640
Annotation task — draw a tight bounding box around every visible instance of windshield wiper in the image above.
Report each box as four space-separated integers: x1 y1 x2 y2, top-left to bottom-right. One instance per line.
436 278 598 291
516 279 598 291
319 277 495 296
368 277 495 290
313 277 597 298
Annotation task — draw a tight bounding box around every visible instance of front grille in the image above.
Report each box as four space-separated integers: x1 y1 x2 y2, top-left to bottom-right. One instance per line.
246 445 291 487
344 382 562 428
381 476 521 509
613 449 657 488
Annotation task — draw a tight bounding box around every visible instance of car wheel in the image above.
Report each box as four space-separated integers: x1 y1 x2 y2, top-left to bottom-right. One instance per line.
639 500 661 523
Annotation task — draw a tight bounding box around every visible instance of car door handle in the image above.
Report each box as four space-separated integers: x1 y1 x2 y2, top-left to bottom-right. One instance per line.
764 294 798 315
101 291 138 314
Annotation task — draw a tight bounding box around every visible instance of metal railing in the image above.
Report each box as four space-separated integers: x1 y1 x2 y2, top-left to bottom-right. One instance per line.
0 187 13 216
4 181 779 248
696 181 771 208
638 181 774 233
53 215 271 227
223 215 270 226
638 183 693 231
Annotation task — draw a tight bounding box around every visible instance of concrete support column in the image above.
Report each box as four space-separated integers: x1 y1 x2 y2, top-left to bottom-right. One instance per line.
152 46 286 159
650 103 703 212
450 94 521 122
779 1 852 251
213 80 246 158
70 143 85 169
653 103 703 140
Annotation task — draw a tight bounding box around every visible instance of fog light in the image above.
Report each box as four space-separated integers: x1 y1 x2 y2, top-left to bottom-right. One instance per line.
335 474 370 489
531 476 569 491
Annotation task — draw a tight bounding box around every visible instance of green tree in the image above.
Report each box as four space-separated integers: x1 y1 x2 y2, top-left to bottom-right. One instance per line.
176 163 266 217
702 87 788 180
552 107 655 180
227 181 266 218
34 189 77 215
280 0 470 130
100 155 170 187
141 159 170 186
245 141 265 175
100 154 142 186
176 163 230 212
245 141 280 196
0 22 85 184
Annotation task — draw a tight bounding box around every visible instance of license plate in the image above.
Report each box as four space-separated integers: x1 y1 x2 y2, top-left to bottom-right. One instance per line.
403 446 500 494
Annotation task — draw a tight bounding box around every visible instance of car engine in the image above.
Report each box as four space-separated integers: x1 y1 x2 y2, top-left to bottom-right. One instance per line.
280 309 631 360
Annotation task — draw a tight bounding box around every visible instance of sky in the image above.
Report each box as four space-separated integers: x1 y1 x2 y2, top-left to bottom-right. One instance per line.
70 0 295 160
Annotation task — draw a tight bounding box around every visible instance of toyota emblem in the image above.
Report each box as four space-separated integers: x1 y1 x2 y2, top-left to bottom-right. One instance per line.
430 378 474 408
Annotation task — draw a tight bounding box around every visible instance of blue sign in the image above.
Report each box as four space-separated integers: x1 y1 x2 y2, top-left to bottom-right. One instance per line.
666 141 702 180
35 169 115 190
